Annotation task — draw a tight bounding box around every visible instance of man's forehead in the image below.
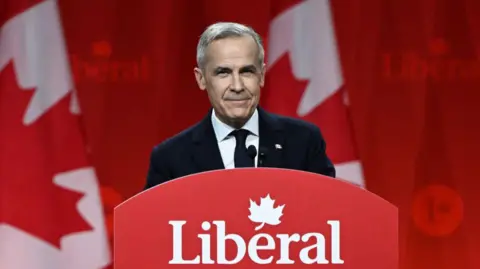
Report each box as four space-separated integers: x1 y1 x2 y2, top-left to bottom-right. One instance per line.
204 38 259 68
207 36 258 55
210 35 257 47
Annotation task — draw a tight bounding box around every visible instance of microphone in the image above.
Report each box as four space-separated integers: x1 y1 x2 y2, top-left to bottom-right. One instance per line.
258 146 268 167
247 145 257 160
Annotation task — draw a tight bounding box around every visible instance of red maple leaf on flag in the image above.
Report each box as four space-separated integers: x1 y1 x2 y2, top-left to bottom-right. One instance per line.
263 54 358 164
0 62 92 248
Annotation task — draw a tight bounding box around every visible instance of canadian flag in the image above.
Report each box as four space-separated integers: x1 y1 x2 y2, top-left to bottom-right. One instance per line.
263 0 365 187
0 0 111 268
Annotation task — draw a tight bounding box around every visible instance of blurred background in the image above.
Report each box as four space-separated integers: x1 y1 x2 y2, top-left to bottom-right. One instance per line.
1 0 479 268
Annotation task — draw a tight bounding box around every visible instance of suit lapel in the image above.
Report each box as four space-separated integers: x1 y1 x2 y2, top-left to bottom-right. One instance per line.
191 109 225 172
258 107 285 168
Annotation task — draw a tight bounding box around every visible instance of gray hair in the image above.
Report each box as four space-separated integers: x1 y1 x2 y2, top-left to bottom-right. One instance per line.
196 22 265 69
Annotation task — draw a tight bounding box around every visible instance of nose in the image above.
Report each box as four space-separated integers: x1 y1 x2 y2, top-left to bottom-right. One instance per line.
230 72 244 92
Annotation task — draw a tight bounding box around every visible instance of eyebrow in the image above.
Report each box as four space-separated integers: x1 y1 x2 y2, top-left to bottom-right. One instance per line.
213 65 257 74
213 66 231 74
240 65 257 73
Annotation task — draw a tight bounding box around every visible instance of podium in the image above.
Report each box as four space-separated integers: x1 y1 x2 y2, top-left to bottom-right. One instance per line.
114 168 398 268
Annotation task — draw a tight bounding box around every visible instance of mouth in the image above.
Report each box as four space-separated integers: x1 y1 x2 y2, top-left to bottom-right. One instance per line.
225 99 251 107
226 99 249 103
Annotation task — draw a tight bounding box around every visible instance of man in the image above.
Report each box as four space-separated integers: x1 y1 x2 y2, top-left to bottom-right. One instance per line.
144 22 335 190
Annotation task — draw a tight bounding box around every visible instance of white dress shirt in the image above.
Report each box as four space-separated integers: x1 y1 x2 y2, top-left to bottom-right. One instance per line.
211 109 259 168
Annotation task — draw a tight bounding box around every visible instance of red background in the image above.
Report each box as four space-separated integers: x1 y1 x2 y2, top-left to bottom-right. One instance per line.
53 0 480 268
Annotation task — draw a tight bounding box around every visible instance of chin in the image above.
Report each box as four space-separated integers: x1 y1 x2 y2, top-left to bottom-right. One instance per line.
228 107 252 118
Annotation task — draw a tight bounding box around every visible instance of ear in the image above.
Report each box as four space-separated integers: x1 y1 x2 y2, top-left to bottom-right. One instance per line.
194 67 207 90
259 63 266 87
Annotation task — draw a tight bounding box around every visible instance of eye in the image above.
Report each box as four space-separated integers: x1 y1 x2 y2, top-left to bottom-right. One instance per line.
241 69 255 76
214 67 231 76
240 66 257 74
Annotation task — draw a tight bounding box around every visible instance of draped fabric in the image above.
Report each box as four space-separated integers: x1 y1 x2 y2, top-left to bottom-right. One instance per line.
0 1 110 268
6 0 477 268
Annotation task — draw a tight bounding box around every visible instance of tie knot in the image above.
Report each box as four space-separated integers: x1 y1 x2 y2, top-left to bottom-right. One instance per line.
230 129 250 145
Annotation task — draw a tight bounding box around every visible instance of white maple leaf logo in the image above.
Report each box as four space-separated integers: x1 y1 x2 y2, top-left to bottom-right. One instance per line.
248 194 285 231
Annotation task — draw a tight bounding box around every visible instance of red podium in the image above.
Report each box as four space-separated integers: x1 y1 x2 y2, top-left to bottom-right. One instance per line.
114 168 398 269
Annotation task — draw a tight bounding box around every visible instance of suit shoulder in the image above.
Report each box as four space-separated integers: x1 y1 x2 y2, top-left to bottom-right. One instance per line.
273 113 323 133
269 112 328 150
151 123 198 154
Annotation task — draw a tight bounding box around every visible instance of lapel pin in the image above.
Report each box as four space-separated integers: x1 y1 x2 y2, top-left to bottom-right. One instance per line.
275 144 282 150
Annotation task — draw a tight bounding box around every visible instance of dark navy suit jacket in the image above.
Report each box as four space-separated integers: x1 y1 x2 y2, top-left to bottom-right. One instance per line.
144 107 335 189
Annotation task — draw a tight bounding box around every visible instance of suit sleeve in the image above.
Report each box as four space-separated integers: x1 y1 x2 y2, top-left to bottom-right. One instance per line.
306 126 336 178
144 145 172 190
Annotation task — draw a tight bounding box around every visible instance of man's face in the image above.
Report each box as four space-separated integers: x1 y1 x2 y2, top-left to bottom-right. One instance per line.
194 35 265 127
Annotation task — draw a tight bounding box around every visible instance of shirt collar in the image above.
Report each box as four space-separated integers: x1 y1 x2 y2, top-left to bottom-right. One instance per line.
211 108 259 142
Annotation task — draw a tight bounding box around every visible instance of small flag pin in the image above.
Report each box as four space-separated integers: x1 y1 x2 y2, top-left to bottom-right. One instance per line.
275 144 282 150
